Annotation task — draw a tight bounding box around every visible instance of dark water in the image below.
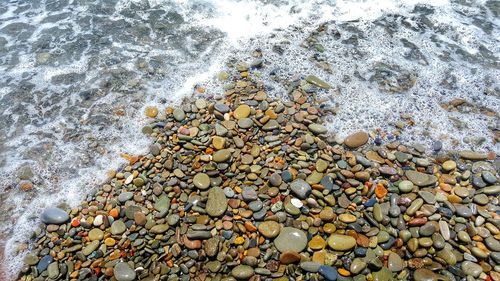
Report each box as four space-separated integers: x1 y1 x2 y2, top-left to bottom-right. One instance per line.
0 0 498 277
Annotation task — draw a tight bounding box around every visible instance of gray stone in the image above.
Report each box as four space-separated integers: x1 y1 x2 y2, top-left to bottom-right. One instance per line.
290 179 312 199
405 170 437 187
274 227 308 253
114 262 136 281
206 187 227 217
41 208 69 225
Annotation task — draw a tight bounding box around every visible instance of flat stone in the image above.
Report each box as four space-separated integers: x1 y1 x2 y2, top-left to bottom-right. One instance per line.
173 108 185 121
290 179 312 199
300 261 321 273
206 187 227 217
262 119 279 130
398 180 414 193
344 131 369 148
387 252 403 272
214 103 230 113
461 261 482 278
88 228 104 241
41 208 69 225
318 265 338 281
150 224 169 234
234 104 251 119
212 149 231 162
308 123 328 134
111 220 127 235
459 151 488 160
212 136 226 149
47 262 59 279
306 75 332 89
327 234 356 251
238 118 253 128
274 227 308 253
114 262 136 281
258 221 281 238
193 173 210 190
154 195 170 213
455 205 472 218
350 258 367 274
405 170 437 186
231 265 254 279
413 268 443 281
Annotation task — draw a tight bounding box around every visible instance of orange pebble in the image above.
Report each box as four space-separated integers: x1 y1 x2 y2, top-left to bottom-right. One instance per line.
375 183 388 199
109 209 119 219
338 268 351 276
71 218 80 227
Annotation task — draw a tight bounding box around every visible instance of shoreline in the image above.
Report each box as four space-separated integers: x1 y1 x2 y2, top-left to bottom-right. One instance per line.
15 64 500 281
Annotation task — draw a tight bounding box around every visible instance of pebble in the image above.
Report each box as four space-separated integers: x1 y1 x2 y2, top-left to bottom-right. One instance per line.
290 179 312 199
327 234 356 251
258 221 281 238
114 262 136 281
212 149 231 162
206 187 227 217
344 131 369 148
274 227 308 252
318 265 338 281
231 265 254 279
193 173 210 190
41 208 69 225
387 252 404 272
405 170 437 186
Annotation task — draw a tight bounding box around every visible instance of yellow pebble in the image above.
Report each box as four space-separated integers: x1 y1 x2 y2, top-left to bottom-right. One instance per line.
234 236 245 245
145 106 158 118
104 238 116 247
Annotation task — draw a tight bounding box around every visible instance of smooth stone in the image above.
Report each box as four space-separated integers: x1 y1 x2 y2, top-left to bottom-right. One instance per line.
173 108 185 121
300 261 321 273
269 172 282 186
154 195 170 213
439 221 450 240
455 205 472 218
413 268 442 281
290 179 312 199
485 236 500 251
327 234 356 251
309 123 328 134
482 171 497 184
88 228 104 241
41 208 69 225
372 267 392 281
114 262 136 281
258 221 281 238
262 119 279 130
442 160 456 171
82 240 99 256
418 191 436 204
24 253 38 265
212 149 232 162
206 187 227 217
238 118 253 129
234 104 251 119
111 220 127 235
231 265 254 280
193 173 210 190
350 258 367 275
387 252 403 272
344 131 369 148
214 103 230 113
118 191 134 203
306 75 332 89
318 265 338 281
150 224 169 234
405 170 437 186
461 261 482 278
274 227 308 253
473 193 489 205
437 248 457 265
36 255 53 272
47 262 59 279
459 151 487 160
398 180 413 193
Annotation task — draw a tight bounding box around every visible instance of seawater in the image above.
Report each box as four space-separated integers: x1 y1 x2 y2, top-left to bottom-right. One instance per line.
0 0 498 278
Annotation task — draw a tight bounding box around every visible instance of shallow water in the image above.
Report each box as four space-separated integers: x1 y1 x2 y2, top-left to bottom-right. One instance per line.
0 0 498 277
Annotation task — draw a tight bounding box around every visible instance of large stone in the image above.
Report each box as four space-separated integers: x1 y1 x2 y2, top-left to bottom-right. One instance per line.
289 179 312 199
41 208 69 225
206 187 227 217
327 234 356 251
193 173 210 190
258 221 281 238
111 220 127 235
308 123 328 134
212 149 232 162
344 131 369 148
405 170 437 186
114 262 136 281
274 227 308 253
231 265 254 279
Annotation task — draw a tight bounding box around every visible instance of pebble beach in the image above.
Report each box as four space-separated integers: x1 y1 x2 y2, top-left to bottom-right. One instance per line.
16 64 500 281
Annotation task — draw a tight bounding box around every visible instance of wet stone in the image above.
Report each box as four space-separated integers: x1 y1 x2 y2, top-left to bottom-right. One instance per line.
206 187 227 217
274 227 307 252
290 179 312 199
114 262 136 281
193 173 210 190
41 208 69 225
